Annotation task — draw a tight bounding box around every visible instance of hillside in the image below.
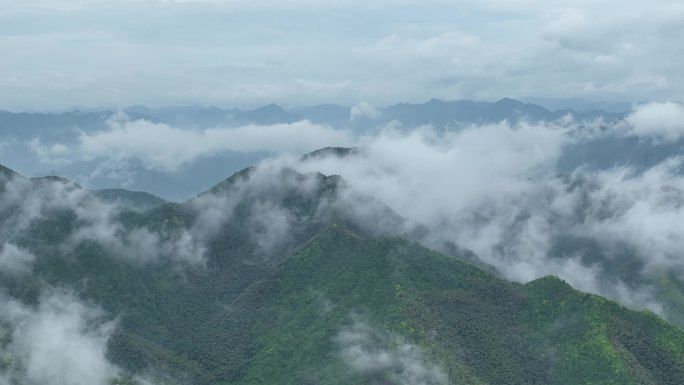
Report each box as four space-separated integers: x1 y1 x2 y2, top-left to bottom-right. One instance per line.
1 164 684 384
92 189 166 211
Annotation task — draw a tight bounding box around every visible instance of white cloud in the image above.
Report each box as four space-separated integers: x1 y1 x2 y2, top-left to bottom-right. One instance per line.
79 113 352 171
0 291 119 385
28 139 72 166
295 122 567 226
575 159 684 275
350 102 380 120
0 243 34 275
0 174 206 265
626 102 684 142
185 160 327 259
336 317 448 385
269 119 684 315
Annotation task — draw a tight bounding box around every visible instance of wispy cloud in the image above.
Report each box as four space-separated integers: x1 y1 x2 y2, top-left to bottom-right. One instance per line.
336 316 448 385
0 243 35 275
0 290 120 385
0 174 206 265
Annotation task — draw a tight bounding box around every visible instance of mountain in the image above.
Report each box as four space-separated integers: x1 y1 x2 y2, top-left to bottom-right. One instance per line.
0 164 18 179
1 161 684 385
0 110 157 141
55 157 198 202
92 189 166 211
124 105 239 128
123 104 300 128
522 97 634 114
380 98 623 130
557 135 684 173
236 103 300 125
292 104 351 126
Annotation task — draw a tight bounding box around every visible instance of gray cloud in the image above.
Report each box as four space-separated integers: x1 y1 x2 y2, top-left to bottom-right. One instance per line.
1 1 683 109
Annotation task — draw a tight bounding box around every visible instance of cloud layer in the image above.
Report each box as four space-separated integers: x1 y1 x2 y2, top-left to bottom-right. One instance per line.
1 1 683 109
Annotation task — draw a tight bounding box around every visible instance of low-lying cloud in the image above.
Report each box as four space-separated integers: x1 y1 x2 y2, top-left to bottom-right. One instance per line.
78 113 352 172
336 317 448 385
0 290 120 385
350 102 380 120
626 102 684 143
0 174 206 266
0 243 35 275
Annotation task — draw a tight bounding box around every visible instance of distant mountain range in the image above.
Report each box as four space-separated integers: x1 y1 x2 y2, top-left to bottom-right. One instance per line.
0 98 679 202
1 97 625 133
120 98 624 130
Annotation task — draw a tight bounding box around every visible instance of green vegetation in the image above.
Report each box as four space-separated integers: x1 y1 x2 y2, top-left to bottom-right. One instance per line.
2 167 684 384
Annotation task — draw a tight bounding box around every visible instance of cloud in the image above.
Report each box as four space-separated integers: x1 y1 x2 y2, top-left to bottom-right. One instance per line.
336 316 448 385
0 173 206 265
0 290 119 385
350 102 380 120
185 161 330 260
246 199 295 254
295 122 567 226
78 113 352 171
2 1 684 109
626 102 684 142
0 243 35 275
574 159 684 275
27 139 72 166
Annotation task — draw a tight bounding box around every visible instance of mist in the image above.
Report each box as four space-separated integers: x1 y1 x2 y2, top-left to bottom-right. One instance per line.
0 173 206 266
0 290 119 385
336 316 448 385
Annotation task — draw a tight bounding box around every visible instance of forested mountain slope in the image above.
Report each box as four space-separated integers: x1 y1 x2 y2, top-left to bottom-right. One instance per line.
0 163 683 385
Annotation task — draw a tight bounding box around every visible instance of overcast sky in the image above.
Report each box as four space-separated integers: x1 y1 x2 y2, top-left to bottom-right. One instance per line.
1 0 683 110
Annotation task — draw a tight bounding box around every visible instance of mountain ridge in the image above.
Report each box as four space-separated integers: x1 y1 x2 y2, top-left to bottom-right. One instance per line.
1 161 684 384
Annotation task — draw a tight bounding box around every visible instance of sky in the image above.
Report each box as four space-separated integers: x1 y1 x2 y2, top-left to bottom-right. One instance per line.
1 0 683 110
